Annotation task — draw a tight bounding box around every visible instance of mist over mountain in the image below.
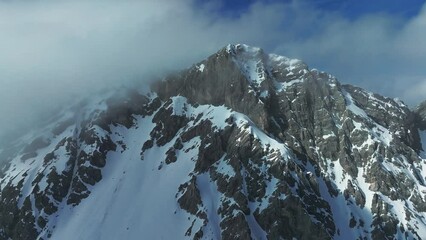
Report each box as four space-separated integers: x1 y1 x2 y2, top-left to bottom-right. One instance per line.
2 0 426 143
0 44 425 239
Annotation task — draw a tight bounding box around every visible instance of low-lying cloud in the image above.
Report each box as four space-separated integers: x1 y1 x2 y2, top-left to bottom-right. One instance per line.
0 0 425 141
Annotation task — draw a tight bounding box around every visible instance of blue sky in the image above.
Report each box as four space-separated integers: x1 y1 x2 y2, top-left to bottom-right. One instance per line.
0 0 425 139
198 0 425 19
314 0 424 19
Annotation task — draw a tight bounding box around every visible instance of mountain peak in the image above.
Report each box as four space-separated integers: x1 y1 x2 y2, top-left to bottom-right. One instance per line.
225 43 263 55
1 44 426 239
223 44 309 91
225 43 303 64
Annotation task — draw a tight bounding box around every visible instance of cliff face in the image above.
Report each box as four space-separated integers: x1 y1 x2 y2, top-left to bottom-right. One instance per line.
1 44 426 240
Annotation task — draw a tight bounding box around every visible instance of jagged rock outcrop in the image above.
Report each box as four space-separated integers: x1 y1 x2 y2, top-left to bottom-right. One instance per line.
1 44 426 240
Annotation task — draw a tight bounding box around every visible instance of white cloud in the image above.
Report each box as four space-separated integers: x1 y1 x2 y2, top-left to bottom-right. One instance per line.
274 2 426 106
0 0 425 140
400 78 426 104
0 0 293 139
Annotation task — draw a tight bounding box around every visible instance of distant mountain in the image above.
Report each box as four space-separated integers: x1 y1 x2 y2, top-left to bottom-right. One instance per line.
416 101 426 129
1 44 426 240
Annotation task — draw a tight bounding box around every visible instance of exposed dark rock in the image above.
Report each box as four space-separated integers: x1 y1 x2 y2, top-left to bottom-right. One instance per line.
177 176 202 215
257 196 332 240
344 180 366 207
371 194 399 239
165 148 177 164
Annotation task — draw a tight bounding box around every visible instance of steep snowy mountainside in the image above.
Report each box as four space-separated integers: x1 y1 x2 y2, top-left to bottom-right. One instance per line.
1 44 426 240
0 88 154 239
155 44 426 239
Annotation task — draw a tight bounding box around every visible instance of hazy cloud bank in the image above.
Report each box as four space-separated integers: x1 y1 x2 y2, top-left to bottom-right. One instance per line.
0 0 425 140
276 2 426 106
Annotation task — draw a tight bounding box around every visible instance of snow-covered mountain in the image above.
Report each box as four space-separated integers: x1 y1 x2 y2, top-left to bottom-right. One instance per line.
1 44 426 240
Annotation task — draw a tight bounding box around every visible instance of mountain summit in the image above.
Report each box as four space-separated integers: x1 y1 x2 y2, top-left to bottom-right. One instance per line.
1 44 426 239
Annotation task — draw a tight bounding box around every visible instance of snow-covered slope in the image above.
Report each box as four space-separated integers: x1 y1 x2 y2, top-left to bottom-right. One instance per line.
1 44 426 240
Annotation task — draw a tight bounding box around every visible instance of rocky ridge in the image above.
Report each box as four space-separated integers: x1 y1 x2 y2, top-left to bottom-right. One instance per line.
0 44 426 239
